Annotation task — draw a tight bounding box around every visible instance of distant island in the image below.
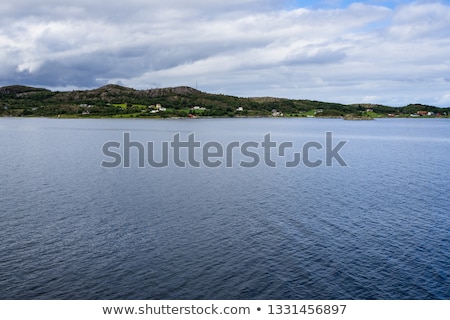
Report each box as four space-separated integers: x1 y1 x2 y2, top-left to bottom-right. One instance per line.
1 84 449 119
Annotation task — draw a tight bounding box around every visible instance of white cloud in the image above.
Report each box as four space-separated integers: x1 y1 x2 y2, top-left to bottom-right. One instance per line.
1 1 450 106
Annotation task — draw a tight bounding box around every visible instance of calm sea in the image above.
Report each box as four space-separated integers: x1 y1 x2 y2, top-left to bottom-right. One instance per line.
0 117 449 299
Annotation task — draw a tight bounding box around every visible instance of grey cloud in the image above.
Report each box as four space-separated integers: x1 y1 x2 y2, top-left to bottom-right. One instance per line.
389 2 450 39
1 1 450 107
6 59 106 88
1 0 279 24
285 48 347 65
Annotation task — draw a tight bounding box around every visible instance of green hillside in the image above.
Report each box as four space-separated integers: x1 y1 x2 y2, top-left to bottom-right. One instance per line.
1 84 448 119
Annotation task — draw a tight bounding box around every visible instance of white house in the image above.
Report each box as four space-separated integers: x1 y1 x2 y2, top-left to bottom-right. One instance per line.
191 106 206 111
272 109 283 117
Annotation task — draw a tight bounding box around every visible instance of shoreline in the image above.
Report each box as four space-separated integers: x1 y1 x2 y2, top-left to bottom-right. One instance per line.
2 115 449 120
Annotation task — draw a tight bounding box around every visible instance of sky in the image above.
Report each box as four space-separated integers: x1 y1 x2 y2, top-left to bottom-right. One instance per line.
1 0 450 106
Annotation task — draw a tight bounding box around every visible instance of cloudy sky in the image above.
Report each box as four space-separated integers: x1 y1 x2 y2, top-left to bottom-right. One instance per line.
1 0 450 106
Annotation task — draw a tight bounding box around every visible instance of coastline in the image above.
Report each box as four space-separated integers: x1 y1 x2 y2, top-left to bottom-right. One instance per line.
2 115 449 120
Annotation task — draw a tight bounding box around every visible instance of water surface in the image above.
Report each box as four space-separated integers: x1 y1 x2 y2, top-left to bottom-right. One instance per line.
0 118 449 299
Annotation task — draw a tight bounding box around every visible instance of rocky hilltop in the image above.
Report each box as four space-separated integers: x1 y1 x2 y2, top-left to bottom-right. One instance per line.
0 85 50 95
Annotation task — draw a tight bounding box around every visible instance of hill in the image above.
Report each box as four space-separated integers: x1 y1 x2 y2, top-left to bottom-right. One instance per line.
0 85 50 96
0 84 448 118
